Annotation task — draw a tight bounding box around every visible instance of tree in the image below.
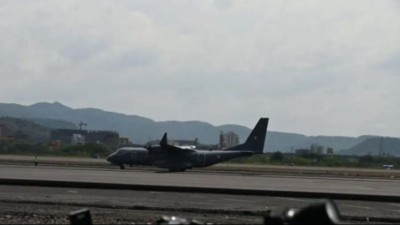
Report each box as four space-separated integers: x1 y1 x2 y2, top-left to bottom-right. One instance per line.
270 151 283 161
359 154 373 166
14 130 29 140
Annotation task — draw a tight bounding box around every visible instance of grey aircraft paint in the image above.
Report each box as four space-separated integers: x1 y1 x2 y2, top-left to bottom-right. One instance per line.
106 118 269 172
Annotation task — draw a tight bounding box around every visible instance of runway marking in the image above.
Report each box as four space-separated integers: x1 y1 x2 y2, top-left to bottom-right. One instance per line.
190 195 207 199
274 197 314 203
222 198 254 203
342 204 371 210
389 203 400 207
388 209 400 213
3 164 400 200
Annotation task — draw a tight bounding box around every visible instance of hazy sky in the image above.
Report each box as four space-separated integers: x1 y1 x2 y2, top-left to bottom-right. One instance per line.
0 0 399 137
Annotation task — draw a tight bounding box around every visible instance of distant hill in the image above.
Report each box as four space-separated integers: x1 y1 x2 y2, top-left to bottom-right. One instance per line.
341 137 400 157
265 132 370 152
0 117 50 142
0 117 77 142
29 118 77 130
0 102 396 152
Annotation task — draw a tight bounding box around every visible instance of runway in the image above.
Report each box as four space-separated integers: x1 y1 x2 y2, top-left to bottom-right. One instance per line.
1 164 400 197
0 184 399 223
1 154 399 179
1 164 400 223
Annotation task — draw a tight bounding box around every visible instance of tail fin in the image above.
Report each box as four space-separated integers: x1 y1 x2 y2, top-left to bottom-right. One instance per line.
226 118 269 154
160 133 168 147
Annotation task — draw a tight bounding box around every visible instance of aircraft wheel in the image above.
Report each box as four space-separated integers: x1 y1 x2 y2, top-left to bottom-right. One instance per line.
179 168 186 172
168 168 175 172
119 164 125 170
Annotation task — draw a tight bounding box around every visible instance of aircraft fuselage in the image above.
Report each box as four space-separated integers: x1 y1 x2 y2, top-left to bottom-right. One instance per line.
106 146 252 170
106 117 268 172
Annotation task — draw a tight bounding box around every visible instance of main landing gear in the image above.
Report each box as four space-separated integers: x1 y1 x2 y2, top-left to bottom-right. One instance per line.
168 168 186 172
119 164 125 170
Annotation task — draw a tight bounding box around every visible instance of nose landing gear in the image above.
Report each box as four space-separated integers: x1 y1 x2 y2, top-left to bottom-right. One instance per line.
168 168 186 172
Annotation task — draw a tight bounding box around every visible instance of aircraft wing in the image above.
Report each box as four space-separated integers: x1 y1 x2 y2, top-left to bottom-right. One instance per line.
165 144 196 153
160 133 196 154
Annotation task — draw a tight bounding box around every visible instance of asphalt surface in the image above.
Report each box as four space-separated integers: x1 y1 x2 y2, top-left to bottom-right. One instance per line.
1 164 400 196
1 154 400 179
1 184 400 217
0 185 399 224
1 158 400 224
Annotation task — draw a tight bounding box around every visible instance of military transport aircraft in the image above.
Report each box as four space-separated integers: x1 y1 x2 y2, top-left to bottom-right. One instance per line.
106 118 269 172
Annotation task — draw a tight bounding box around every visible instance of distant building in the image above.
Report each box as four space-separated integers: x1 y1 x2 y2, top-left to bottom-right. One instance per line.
219 131 239 149
51 129 119 149
51 129 85 144
295 145 326 156
295 149 310 155
71 133 85 145
310 144 324 155
119 137 131 146
219 131 225 149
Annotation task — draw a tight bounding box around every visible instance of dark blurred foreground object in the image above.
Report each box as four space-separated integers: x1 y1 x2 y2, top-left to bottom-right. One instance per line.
68 199 341 225
69 208 92 225
156 215 204 225
264 199 341 225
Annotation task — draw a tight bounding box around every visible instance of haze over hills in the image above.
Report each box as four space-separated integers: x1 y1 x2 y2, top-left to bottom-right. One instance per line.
341 137 400 156
0 117 51 142
0 117 77 142
0 102 398 154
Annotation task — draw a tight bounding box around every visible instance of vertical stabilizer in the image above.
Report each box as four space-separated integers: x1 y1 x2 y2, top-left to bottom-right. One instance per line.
160 133 168 147
226 118 269 154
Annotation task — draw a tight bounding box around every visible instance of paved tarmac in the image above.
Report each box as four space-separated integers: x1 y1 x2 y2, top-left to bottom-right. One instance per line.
1 164 400 196
1 184 399 217
0 185 399 223
2 155 400 179
1 164 400 223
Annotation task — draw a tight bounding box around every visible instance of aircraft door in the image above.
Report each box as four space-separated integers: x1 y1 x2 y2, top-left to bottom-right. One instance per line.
131 151 137 161
197 153 206 166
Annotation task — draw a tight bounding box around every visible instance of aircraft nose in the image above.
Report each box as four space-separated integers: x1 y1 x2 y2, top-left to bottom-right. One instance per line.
106 154 115 163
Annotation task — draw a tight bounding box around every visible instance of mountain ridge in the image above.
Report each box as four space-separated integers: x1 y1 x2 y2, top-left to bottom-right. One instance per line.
0 101 398 153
